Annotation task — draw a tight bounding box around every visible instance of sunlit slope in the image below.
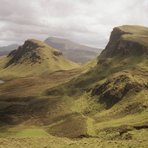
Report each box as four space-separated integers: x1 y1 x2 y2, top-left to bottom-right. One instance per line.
0 39 79 77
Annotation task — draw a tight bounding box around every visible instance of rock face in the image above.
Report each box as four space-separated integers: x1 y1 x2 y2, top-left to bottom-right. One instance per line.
101 25 148 57
91 74 148 108
5 40 43 67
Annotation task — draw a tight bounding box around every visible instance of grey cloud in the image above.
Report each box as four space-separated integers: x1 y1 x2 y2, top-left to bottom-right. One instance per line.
0 0 148 48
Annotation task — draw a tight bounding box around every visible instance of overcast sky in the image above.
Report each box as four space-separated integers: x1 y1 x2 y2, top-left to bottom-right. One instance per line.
0 0 148 48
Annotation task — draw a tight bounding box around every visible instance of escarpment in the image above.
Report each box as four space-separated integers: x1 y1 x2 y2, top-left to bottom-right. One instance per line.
101 25 148 57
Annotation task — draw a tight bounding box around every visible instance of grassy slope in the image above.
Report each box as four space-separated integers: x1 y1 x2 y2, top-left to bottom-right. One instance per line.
0 26 148 147
45 25 148 141
47 57 148 142
120 25 148 47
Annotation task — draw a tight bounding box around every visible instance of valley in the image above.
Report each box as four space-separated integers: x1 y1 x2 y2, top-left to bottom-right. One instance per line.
0 25 147 148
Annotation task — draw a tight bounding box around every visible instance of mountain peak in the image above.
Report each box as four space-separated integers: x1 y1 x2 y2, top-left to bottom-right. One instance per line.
6 39 53 67
101 25 148 57
1 39 78 76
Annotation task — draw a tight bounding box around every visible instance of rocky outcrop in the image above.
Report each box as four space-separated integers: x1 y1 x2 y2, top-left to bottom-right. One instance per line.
53 51 63 56
101 26 148 57
91 74 148 108
5 40 43 67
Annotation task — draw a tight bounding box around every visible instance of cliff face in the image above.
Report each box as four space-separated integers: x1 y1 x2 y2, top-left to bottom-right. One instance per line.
101 25 148 57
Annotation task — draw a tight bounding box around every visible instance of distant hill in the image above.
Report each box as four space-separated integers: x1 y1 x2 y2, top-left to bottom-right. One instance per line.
0 44 19 56
0 39 79 76
44 37 101 63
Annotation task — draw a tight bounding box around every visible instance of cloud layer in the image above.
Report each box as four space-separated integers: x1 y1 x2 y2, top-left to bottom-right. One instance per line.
0 0 148 48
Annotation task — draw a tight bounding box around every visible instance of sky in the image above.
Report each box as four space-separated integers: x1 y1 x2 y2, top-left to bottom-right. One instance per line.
0 0 148 48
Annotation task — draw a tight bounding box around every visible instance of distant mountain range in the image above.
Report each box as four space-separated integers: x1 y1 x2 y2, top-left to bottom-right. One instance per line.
45 37 101 63
0 44 19 56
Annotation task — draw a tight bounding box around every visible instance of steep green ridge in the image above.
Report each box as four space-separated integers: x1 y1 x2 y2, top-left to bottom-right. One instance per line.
101 25 148 57
45 25 148 139
0 39 79 77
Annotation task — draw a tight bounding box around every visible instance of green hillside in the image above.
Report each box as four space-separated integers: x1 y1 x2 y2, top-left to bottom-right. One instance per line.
0 25 147 147
0 39 79 77
45 25 148 140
